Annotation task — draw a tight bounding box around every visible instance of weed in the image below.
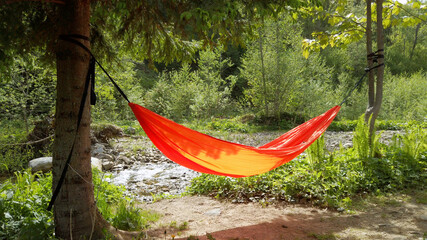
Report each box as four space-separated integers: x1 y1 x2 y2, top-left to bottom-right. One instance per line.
178 221 189 231
309 233 337 240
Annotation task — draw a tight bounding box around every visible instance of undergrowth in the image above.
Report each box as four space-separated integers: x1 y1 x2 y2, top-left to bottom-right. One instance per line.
188 117 427 209
0 169 159 239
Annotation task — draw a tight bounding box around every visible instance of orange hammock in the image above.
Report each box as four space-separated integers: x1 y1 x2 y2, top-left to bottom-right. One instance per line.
129 103 340 177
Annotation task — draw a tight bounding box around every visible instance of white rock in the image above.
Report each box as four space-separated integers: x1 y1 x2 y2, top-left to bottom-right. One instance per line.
204 208 221 216
91 157 102 171
28 157 52 173
28 156 103 173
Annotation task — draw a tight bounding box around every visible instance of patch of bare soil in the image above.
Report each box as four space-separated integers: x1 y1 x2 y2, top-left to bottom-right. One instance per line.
142 194 427 240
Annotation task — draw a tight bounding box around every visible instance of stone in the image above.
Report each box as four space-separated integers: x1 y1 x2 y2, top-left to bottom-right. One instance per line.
28 156 103 173
117 155 131 164
91 157 102 171
96 153 114 162
204 208 221 216
28 157 53 173
92 143 106 155
102 161 114 171
415 215 427 221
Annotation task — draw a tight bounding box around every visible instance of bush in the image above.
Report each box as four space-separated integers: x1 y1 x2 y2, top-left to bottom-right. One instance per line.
380 72 427 121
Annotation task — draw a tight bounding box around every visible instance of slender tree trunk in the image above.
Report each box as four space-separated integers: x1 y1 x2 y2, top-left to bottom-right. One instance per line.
275 20 281 123
410 23 421 60
368 0 385 135
53 0 107 238
364 0 375 123
258 18 268 117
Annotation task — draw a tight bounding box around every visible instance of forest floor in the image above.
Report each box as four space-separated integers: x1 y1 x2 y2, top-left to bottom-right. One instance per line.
142 193 427 240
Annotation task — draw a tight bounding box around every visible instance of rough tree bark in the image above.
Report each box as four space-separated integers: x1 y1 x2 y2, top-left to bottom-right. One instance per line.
52 0 106 238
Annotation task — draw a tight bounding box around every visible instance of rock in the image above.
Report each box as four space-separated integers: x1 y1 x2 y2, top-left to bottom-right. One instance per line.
415 215 427 221
337 207 345 212
378 223 390 228
204 208 221 216
117 155 131 164
29 157 53 173
92 143 106 155
93 124 124 143
29 157 103 173
391 237 406 240
102 161 114 171
127 127 136 135
91 157 102 171
96 153 114 162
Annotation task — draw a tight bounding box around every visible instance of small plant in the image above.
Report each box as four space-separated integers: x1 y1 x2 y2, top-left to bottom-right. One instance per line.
306 135 326 168
353 115 383 159
111 200 160 231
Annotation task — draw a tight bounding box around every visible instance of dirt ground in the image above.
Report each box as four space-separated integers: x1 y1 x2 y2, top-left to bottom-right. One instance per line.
141 194 427 240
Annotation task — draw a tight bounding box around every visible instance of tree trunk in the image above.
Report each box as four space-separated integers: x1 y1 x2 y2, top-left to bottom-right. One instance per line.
258 18 268 117
53 0 106 238
410 23 421 60
368 0 385 135
364 0 375 124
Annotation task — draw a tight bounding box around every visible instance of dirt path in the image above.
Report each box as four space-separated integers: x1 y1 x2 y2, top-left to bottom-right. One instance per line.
141 194 427 240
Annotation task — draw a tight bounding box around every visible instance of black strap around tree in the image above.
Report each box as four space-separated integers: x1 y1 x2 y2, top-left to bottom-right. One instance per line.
47 34 130 211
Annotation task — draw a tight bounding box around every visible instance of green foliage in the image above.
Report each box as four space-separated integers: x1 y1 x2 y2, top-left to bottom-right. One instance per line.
241 15 332 118
0 169 159 239
188 122 426 208
206 118 252 133
144 48 237 121
0 120 35 174
380 72 427 121
301 0 427 56
306 135 326 168
0 53 56 131
353 115 382 159
111 200 160 231
0 170 54 240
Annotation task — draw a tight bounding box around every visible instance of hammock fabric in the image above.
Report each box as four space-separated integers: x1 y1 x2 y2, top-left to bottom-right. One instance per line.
129 103 340 177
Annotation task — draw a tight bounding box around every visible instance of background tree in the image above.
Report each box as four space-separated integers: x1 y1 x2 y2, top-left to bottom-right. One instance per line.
301 0 426 137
